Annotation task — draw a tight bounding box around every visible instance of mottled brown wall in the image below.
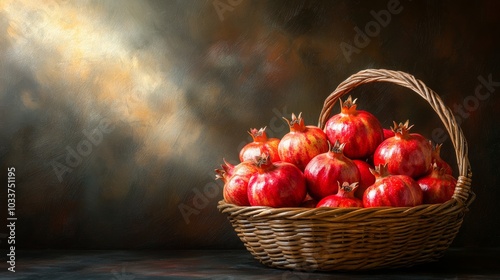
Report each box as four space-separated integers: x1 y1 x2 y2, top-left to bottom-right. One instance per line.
0 0 498 249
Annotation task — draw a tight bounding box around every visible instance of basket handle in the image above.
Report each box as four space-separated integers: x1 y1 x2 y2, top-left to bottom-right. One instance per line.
318 69 473 206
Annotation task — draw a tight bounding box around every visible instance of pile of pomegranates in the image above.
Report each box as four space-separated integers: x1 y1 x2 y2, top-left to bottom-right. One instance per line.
216 96 457 208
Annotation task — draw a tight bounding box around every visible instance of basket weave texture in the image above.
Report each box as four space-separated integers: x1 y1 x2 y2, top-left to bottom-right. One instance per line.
218 69 474 271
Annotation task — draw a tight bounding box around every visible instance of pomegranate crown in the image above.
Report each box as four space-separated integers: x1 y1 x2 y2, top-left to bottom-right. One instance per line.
430 161 447 176
369 163 391 178
253 152 272 169
338 181 359 193
329 140 346 154
340 95 358 114
430 141 443 155
248 127 268 142
391 120 414 137
282 112 305 132
214 158 234 182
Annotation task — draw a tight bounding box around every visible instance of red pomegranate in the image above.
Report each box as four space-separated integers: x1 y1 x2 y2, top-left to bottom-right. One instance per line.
383 128 395 139
373 120 432 178
239 127 280 163
222 175 251 206
324 96 384 159
247 154 307 207
417 163 457 204
304 140 360 201
363 164 423 207
430 142 453 176
352 159 376 199
316 182 363 208
216 159 258 206
278 113 329 170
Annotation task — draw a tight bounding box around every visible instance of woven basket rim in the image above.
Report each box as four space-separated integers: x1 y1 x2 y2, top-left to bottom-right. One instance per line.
218 198 466 221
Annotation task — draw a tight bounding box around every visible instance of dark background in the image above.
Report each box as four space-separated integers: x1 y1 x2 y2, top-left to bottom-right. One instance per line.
0 0 498 251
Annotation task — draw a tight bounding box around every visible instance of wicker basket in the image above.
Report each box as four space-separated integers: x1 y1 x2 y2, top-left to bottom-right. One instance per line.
217 69 474 271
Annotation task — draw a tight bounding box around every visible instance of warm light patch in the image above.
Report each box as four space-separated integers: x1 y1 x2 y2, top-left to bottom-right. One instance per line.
1 0 206 172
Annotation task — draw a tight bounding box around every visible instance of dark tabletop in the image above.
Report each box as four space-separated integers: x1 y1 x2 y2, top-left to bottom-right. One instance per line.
1 248 499 279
